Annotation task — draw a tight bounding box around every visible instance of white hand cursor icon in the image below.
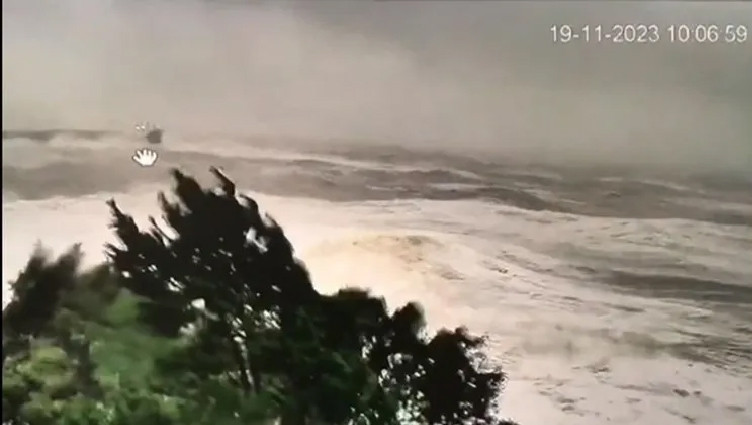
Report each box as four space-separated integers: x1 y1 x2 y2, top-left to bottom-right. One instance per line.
132 148 158 167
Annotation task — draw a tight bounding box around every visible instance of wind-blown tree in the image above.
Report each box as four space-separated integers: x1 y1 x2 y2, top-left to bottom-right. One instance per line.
2 246 113 415
105 167 515 425
3 245 83 361
2 247 121 423
2 246 279 425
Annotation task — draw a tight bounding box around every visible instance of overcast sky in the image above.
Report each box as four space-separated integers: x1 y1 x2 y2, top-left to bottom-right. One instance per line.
2 0 751 172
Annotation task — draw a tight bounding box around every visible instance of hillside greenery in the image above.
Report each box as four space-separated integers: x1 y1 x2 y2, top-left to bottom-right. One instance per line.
2 167 516 425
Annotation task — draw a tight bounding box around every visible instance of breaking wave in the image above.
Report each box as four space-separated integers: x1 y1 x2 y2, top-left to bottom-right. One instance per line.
3 130 752 425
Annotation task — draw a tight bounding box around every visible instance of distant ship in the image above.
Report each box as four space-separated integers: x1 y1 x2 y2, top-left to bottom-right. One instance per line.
137 122 163 145
145 126 163 145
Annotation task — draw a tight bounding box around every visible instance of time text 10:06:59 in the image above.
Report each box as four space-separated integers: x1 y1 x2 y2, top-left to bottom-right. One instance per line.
551 24 748 44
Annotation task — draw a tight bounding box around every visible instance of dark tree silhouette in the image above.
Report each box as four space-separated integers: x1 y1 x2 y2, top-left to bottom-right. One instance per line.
3 245 81 340
2 245 85 366
101 167 516 425
2 246 116 423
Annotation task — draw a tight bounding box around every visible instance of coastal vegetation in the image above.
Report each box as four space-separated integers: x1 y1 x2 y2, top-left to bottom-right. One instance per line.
2 168 516 425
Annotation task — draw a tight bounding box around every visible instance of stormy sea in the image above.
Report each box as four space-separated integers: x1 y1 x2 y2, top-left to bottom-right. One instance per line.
4 0 752 423
3 129 751 425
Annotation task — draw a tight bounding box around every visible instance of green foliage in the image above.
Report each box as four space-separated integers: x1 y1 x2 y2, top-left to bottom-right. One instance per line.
3 167 517 425
3 244 82 342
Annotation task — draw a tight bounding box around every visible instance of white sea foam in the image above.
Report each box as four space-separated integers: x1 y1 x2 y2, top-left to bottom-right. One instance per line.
3 180 751 425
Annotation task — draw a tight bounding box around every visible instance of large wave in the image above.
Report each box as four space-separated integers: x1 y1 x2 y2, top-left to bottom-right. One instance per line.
5 129 752 228
2 133 752 425
2 128 116 142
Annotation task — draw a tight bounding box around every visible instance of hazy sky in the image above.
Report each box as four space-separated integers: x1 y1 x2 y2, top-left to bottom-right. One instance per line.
2 0 751 171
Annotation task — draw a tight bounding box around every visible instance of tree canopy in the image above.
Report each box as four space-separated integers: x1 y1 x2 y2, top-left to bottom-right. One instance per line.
2 167 517 425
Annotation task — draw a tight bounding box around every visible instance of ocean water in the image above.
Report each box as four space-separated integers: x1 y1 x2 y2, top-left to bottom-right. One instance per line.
3 130 751 425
